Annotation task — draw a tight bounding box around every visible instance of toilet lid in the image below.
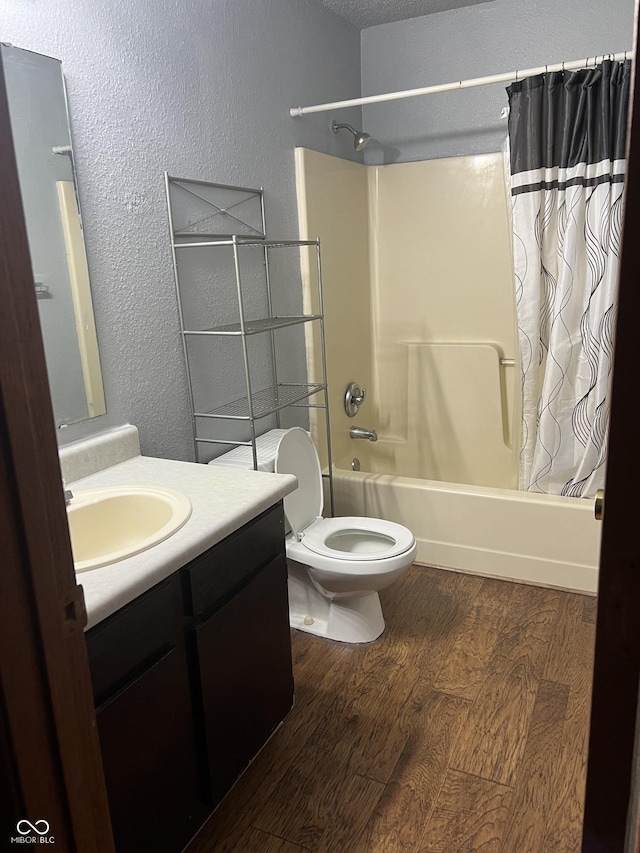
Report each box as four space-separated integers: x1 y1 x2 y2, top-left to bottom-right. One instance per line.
275 428 323 537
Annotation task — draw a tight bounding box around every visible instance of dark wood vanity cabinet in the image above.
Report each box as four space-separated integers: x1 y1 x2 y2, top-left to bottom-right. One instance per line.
85 502 294 851
182 503 294 808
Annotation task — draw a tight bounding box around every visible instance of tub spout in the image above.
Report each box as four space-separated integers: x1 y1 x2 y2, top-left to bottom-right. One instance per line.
349 426 377 442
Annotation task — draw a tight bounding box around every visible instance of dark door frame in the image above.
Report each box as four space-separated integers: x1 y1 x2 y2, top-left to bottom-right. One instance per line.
581 16 640 852
0 54 114 851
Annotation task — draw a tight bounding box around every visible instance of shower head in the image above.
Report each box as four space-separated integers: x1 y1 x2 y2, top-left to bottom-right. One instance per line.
331 120 371 151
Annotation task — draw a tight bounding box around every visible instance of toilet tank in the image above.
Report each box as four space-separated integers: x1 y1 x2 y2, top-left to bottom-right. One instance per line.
207 429 287 473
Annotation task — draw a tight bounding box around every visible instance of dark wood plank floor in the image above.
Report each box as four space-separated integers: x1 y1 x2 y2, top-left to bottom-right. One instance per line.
186 565 596 853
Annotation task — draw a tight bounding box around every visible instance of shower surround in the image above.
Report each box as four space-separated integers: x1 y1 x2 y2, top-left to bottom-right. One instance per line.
295 147 600 593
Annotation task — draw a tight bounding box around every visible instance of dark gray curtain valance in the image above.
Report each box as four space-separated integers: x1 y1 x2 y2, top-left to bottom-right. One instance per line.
507 59 631 179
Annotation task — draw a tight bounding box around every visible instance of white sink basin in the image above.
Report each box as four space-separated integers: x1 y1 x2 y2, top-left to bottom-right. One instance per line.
67 485 192 572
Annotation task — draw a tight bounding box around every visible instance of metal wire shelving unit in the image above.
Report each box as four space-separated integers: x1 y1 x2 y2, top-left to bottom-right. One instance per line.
165 174 334 512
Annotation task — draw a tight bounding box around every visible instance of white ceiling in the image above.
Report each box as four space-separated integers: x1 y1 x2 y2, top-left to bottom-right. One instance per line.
316 0 495 28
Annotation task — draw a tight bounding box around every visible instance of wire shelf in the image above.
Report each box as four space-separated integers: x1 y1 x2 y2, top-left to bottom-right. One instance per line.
165 173 334 513
195 383 325 420
173 238 319 249
184 315 322 336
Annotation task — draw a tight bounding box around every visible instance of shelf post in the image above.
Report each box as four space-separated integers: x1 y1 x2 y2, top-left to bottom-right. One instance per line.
316 240 334 517
232 235 259 470
165 172 200 461
262 216 281 429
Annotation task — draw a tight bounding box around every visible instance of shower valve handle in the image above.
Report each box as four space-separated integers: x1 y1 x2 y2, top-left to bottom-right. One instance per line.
344 381 366 417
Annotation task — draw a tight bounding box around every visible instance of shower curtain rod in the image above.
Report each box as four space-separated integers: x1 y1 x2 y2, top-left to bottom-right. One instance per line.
289 51 633 117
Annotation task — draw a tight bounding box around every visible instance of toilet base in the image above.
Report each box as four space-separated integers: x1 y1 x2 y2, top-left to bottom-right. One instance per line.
287 562 385 643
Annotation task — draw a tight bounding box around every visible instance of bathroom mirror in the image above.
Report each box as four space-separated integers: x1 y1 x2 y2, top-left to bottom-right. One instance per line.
1 44 106 427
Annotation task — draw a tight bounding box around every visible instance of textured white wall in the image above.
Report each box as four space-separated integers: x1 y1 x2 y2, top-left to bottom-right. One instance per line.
361 0 636 163
0 0 362 460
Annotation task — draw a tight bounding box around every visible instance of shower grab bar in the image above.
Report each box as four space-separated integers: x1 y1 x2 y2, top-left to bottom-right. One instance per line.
403 342 515 449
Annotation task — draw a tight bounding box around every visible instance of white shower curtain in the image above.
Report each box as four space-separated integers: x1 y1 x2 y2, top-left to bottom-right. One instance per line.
507 60 630 497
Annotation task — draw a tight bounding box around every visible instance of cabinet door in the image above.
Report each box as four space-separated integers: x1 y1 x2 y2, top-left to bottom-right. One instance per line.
195 554 294 805
96 644 204 853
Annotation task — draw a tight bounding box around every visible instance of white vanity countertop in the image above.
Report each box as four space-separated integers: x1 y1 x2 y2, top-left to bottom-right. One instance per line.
69 454 297 630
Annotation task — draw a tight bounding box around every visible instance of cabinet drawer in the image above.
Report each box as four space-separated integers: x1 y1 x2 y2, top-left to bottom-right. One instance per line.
86 574 183 704
184 503 284 618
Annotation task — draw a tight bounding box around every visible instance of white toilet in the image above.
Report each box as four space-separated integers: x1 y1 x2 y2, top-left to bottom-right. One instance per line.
274 428 416 643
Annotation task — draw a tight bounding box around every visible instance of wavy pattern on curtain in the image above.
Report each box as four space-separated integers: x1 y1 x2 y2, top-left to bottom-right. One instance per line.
507 59 631 497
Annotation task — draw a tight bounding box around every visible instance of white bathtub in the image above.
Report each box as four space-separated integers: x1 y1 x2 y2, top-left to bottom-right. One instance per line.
331 463 601 595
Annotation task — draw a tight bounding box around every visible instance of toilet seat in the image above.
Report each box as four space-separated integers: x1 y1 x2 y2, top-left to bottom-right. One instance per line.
301 516 415 561
275 428 415 563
